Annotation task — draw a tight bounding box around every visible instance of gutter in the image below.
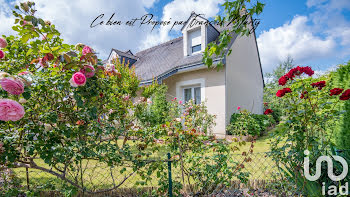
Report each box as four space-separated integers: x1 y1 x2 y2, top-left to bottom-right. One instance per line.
139 58 223 86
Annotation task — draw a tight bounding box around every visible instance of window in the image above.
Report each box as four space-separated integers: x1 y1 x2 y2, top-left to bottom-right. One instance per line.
192 44 201 53
183 86 201 104
188 28 201 55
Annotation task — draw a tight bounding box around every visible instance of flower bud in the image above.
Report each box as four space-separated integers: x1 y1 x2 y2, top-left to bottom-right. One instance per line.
19 98 27 104
44 20 51 26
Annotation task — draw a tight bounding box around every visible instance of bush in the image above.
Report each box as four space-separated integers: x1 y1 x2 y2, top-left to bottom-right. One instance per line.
328 61 350 149
135 82 169 126
227 110 274 136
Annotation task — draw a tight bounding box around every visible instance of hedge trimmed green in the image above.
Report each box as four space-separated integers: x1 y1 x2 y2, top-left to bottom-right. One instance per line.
227 113 275 136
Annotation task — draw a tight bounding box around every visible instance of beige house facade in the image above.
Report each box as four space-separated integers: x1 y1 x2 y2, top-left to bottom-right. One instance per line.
105 13 264 137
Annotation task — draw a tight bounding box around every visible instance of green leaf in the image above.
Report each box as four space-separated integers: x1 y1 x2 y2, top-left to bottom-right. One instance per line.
21 34 31 43
24 15 34 22
23 91 31 100
31 17 38 26
39 18 45 27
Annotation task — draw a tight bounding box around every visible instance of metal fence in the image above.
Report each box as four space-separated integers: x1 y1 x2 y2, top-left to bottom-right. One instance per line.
1 151 282 196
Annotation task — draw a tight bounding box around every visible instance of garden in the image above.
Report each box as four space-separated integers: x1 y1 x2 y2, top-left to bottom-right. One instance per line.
1 1 350 197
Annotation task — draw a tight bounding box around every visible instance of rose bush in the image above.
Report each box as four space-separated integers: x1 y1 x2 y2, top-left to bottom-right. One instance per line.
269 66 349 196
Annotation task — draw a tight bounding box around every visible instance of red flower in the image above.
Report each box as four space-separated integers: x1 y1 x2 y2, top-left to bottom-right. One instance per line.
301 66 314 76
276 90 285 97
340 89 350 100
278 76 288 86
276 88 292 97
264 109 273 115
283 88 292 93
278 66 314 86
311 81 326 90
300 91 308 99
330 88 343 96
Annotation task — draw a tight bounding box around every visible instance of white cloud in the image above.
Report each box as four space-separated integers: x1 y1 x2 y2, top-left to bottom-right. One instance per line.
140 0 224 49
258 0 350 73
1 0 224 59
257 16 336 72
0 0 160 59
306 0 328 7
0 0 17 36
141 0 158 8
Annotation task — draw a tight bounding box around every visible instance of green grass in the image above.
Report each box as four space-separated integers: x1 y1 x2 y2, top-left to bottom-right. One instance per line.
12 132 277 193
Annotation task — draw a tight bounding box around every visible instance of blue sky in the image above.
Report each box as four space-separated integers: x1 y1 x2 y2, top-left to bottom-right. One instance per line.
0 0 349 74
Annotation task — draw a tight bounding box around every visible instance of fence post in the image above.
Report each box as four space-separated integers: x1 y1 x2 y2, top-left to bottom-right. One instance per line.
26 166 30 190
167 153 173 197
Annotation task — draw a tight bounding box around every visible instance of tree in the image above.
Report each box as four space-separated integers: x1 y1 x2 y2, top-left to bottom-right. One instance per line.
203 0 264 69
263 56 295 122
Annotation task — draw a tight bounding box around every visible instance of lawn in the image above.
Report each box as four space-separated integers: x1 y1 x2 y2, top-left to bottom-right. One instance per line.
12 132 277 192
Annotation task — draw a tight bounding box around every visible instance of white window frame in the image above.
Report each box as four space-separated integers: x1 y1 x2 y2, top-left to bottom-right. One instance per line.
191 44 201 54
183 86 201 104
188 28 202 56
176 78 205 104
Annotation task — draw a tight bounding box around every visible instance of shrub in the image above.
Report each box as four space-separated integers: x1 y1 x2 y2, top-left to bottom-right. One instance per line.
227 110 274 136
328 61 350 149
269 65 349 196
135 82 169 126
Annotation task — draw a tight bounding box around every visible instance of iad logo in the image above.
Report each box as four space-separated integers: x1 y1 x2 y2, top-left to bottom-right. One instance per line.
304 150 349 195
304 150 348 181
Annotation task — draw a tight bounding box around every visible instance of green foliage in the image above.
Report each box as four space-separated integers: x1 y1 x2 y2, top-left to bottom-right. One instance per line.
203 0 265 69
263 56 295 122
0 2 253 195
227 110 274 136
136 82 169 126
328 61 350 149
268 65 348 195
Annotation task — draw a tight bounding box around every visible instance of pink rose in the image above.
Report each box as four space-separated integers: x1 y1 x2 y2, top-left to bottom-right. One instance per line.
0 50 5 59
123 95 130 101
82 46 93 55
237 106 241 110
0 78 24 95
0 99 25 121
179 101 183 104
0 38 7 48
21 20 28 26
80 65 95 78
105 64 116 73
70 72 86 87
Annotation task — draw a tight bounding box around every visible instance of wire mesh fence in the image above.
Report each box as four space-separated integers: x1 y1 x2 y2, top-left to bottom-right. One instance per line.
1 151 283 196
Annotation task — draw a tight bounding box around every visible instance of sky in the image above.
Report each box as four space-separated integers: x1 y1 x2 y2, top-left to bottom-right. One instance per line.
0 0 349 74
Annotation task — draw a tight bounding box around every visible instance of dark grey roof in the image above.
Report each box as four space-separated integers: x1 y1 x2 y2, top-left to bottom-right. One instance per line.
133 37 206 81
132 23 231 82
105 18 264 85
111 48 138 60
109 48 138 66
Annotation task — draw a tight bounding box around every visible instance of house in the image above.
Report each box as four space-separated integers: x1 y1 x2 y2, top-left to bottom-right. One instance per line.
105 12 264 138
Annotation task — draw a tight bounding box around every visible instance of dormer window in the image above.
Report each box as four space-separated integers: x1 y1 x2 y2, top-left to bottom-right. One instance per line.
192 44 201 53
182 12 219 57
188 28 201 55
